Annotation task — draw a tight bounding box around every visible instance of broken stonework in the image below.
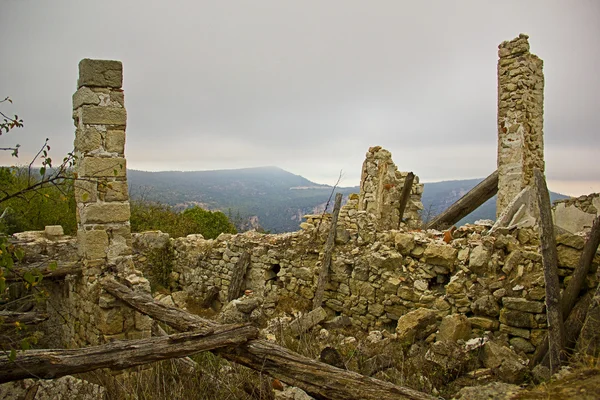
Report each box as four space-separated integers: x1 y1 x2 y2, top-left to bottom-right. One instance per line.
396 308 438 345
0 376 106 400
480 341 528 384
496 34 544 217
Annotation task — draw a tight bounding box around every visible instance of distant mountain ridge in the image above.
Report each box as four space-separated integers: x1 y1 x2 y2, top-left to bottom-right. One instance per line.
127 167 569 233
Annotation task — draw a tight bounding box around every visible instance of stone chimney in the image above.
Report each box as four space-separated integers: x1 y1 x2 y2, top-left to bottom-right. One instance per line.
496 34 544 217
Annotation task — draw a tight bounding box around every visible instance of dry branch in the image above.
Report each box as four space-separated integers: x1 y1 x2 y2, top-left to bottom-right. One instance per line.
0 323 258 384
103 278 435 400
313 192 343 310
426 170 498 230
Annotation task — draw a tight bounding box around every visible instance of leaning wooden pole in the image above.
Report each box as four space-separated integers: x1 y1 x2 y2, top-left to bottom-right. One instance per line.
313 192 343 310
532 216 600 366
426 170 498 230
0 323 258 384
397 172 415 229
534 168 565 373
228 251 251 302
103 279 435 400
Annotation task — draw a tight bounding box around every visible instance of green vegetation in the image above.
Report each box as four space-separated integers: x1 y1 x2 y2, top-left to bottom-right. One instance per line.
130 201 236 239
0 167 77 235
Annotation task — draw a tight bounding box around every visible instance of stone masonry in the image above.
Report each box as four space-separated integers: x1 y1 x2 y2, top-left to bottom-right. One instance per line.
67 59 151 345
497 34 544 217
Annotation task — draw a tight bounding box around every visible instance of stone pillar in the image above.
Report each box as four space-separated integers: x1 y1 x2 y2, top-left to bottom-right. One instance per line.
72 59 150 345
497 34 544 217
358 146 423 230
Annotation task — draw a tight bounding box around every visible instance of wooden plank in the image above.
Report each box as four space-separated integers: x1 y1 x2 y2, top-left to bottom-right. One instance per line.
5 261 82 281
103 278 435 400
313 192 343 310
397 172 415 229
533 168 565 373
227 251 250 302
0 323 258 384
426 170 498 230
0 311 48 325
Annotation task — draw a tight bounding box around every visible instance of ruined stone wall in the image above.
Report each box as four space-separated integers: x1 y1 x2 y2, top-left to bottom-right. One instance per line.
130 221 599 355
553 193 600 234
497 34 544 217
358 146 423 230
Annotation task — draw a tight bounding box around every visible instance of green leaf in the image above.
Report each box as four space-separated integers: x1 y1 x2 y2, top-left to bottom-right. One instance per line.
39 166 46 176
49 261 58 271
14 248 25 262
82 192 89 202
9 349 16 362
23 271 34 285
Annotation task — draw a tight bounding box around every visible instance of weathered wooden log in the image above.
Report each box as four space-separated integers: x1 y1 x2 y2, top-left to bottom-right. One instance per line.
102 278 217 333
426 170 498 230
397 172 415 229
0 323 258 384
577 281 600 357
103 279 435 400
0 311 49 325
533 168 565 373
313 192 343 310
531 215 600 367
5 261 82 281
537 292 593 367
228 251 250 302
151 321 198 373
219 339 434 400
562 215 600 316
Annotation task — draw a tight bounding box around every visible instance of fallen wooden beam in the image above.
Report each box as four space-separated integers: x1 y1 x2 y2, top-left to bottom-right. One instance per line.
426 170 498 230
5 261 82 281
0 323 258 384
0 311 49 325
103 278 435 400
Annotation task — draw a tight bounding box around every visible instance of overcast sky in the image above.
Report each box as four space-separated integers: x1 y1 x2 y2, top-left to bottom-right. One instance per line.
1 0 599 195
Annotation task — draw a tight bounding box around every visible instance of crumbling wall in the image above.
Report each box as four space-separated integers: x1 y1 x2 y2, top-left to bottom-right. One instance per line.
553 193 600 234
497 34 544 217
358 146 423 230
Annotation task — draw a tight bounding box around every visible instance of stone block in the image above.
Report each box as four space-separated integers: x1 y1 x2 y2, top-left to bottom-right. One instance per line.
423 243 457 268
79 157 126 178
103 181 129 202
288 307 327 336
74 179 98 203
437 314 471 342
73 86 100 109
500 308 536 328
80 202 131 224
394 233 415 255
78 229 108 260
44 225 64 238
78 59 123 88
395 307 438 345
105 129 125 154
80 106 127 126
74 126 102 153
471 295 500 317
469 316 500 331
97 307 125 335
502 297 545 313
499 324 530 339
480 341 527 384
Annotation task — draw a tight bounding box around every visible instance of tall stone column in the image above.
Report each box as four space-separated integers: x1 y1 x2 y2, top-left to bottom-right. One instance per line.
72 59 150 345
496 34 544 217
